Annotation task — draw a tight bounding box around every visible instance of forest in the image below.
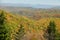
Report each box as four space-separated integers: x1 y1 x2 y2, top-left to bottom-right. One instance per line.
0 9 60 40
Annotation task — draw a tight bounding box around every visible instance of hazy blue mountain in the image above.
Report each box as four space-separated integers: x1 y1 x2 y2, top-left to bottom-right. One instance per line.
0 3 58 8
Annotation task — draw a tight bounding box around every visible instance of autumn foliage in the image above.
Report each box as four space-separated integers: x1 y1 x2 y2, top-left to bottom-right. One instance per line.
0 10 60 40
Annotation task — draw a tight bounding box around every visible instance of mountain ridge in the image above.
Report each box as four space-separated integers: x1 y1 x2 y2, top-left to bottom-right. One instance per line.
0 3 60 8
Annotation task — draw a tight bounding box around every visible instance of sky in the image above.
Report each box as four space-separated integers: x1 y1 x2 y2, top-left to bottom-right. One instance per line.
0 0 60 6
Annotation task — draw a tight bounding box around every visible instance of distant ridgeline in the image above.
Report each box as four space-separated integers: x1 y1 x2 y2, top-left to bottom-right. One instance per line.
0 10 60 40
0 6 60 20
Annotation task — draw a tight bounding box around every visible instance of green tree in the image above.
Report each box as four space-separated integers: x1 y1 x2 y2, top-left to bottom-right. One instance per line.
15 24 25 40
47 21 56 40
0 11 10 40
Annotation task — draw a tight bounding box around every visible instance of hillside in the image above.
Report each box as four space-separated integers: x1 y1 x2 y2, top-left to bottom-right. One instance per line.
0 10 60 40
0 6 60 20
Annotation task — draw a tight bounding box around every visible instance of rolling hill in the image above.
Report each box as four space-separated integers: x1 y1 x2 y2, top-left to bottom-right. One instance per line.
0 6 60 20
0 9 60 40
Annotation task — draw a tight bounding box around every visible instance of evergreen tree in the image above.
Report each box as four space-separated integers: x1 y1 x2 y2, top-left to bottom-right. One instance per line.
15 24 25 40
47 21 56 40
0 11 10 40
